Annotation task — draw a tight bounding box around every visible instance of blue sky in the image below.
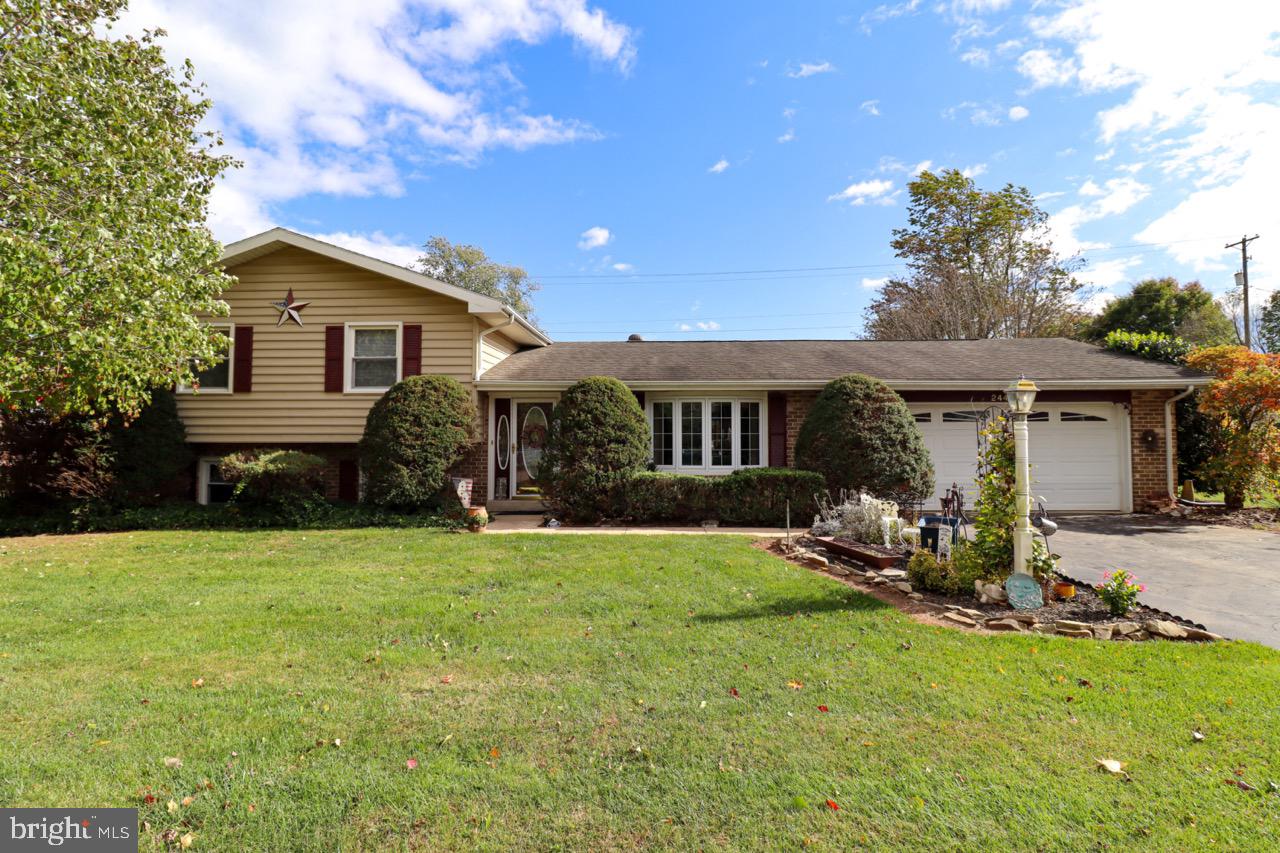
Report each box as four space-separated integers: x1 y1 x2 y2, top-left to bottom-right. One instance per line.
122 0 1280 340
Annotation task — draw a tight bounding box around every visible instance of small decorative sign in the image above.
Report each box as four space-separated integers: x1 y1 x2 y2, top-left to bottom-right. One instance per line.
451 477 473 509
1005 573 1044 610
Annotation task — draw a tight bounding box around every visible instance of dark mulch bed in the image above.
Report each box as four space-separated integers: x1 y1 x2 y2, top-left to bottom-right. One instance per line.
1184 506 1280 532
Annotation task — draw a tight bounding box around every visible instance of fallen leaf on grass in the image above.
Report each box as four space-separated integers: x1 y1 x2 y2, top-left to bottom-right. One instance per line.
191 678 204 688
825 799 840 811
1192 730 1205 742
1095 758 1130 779
181 795 195 807
1224 779 1257 792
440 675 453 685
787 680 804 690
1077 679 1093 688
142 794 156 805
817 705 829 713
166 800 178 814
729 688 740 698
163 757 183 769
179 831 195 848
406 758 419 770
489 747 501 759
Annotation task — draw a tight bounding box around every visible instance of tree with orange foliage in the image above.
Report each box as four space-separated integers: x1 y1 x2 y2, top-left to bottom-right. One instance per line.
1184 346 1280 510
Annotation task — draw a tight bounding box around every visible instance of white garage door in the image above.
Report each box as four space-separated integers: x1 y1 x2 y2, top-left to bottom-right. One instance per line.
910 404 1128 512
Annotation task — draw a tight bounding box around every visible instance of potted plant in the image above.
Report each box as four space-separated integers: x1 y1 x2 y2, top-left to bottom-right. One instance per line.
466 506 489 532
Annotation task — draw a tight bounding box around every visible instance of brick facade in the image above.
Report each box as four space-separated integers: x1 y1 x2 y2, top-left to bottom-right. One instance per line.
780 390 818 468
1129 389 1176 508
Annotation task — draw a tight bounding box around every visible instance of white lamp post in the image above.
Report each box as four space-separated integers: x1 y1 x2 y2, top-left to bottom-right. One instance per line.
1005 376 1039 576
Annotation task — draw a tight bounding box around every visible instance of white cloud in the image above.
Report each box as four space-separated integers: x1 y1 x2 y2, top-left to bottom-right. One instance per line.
782 107 797 119
309 230 420 268
677 320 721 331
1048 177 1151 256
611 262 634 272
827 178 896 206
787 61 836 78
708 158 730 174
577 226 612 250
1024 0 1280 286
1008 105 1030 121
861 276 890 289
1079 255 1144 290
961 163 988 178
859 0 922 34
942 100 1003 125
117 0 637 241
777 128 796 143
860 99 881 116
1017 48 1077 88
961 48 990 67
911 159 933 175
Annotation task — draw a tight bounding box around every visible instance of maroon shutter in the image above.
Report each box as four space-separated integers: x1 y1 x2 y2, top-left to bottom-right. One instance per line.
233 326 253 393
632 390 645 411
768 392 787 468
324 325 344 392
402 324 422 377
337 460 359 502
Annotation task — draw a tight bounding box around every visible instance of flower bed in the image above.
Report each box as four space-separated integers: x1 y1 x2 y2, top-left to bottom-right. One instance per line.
772 537 1224 643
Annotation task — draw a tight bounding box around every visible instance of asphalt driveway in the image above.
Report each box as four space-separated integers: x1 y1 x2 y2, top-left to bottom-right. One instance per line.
1051 515 1280 647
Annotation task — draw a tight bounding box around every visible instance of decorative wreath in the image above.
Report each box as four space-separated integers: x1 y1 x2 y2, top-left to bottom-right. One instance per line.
522 423 548 449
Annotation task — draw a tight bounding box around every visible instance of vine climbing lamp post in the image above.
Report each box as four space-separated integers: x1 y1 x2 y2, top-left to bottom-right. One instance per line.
1005 376 1039 576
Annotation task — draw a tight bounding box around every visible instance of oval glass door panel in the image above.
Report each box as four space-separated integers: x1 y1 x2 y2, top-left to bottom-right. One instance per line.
520 406 548 478
495 415 511 471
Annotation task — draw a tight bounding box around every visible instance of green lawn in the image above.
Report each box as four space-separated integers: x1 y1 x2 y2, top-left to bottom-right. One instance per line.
2 530 1278 851
1193 491 1280 509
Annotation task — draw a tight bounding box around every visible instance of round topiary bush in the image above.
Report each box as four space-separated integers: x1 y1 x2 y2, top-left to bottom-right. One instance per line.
359 374 477 509
794 373 935 504
541 376 650 522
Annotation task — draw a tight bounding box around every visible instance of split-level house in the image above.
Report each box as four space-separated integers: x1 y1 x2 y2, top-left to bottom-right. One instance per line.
177 228 1212 512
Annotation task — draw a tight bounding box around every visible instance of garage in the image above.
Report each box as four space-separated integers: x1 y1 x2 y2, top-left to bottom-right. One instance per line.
909 403 1130 512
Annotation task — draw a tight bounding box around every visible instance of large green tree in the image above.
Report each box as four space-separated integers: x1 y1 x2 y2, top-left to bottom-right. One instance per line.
865 169 1088 340
1088 278 1235 346
415 236 540 324
1 0 236 417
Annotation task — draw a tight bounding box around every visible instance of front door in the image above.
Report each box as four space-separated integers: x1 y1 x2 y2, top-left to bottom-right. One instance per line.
513 401 553 499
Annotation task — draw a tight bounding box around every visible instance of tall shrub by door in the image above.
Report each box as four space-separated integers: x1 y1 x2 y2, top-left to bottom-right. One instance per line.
359 375 477 509
541 376 650 522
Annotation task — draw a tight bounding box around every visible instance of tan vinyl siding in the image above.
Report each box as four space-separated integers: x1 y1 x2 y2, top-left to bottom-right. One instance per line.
479 331 518 375
177 246 477 443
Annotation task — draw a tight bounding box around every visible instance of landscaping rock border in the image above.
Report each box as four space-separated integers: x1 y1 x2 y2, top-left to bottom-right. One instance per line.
771 539 1227 643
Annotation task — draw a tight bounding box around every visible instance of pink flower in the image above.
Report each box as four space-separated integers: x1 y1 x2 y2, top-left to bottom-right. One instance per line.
1138 584 1147 592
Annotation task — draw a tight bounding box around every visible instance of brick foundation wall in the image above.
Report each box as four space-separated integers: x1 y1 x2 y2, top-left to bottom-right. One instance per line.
189 394 490 504
1130 389 1176 508
782 391 818 468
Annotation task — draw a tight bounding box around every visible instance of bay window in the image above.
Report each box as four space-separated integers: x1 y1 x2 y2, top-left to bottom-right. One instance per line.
650 398 766 472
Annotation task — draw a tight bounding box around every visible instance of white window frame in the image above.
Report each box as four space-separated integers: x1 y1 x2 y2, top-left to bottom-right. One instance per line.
178 323 234 394
344 321 403 394
196 456 234 505
647 396 767 474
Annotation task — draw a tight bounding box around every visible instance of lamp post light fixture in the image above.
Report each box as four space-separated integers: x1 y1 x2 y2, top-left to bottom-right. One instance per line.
1006 376 1039 577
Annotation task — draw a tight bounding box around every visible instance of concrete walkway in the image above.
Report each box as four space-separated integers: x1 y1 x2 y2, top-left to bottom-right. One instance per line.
485 513 788 537
1052 514 1280 647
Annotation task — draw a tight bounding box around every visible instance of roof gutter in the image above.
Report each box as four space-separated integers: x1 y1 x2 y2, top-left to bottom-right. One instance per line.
1165 384 1197 500
476 377 1214 392
475 313 518 381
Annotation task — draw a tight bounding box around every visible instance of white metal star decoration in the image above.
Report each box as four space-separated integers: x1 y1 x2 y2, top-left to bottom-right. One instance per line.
271 288 311 326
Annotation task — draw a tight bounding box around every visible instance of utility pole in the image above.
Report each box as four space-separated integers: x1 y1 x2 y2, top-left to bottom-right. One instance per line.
1226 234 1260 349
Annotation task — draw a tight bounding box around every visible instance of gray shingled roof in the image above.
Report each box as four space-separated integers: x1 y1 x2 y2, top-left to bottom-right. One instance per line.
479 338 1208 385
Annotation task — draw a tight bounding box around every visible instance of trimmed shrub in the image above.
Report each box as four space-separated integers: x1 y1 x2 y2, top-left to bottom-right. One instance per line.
541 376 650 522
613 471 714 523
907 548 994 596
359 375 477 509
219 449 327 515
794 374 935 504
611 468 823 526
715 468 823 526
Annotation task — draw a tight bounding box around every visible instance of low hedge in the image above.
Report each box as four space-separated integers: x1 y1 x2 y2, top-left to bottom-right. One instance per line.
612 467 822 526
0 500 461 537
